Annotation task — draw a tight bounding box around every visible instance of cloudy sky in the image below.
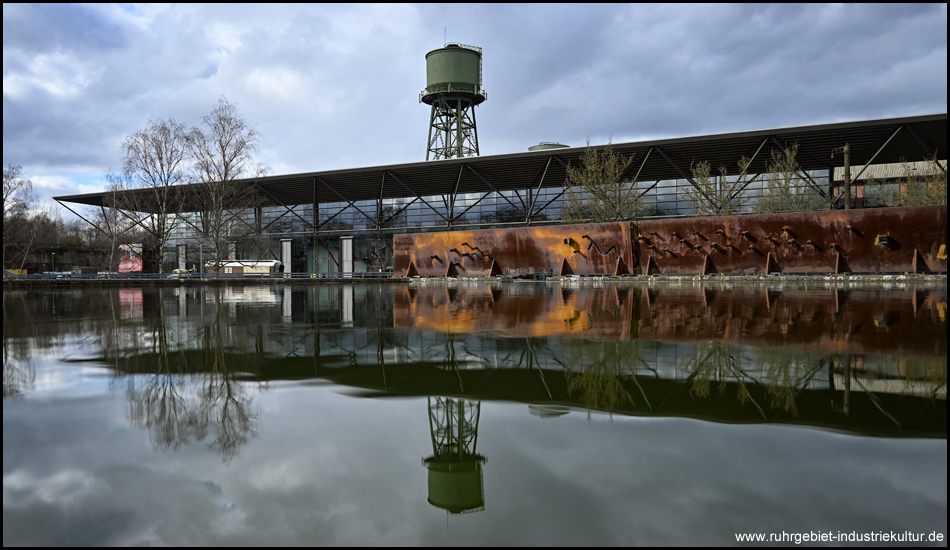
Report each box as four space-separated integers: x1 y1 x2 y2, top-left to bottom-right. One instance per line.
3 3 947 208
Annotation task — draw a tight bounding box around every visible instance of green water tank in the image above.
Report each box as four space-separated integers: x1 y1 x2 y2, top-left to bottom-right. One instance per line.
422 44 485 104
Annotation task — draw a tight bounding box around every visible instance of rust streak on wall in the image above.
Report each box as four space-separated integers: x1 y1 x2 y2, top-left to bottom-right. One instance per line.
393 223 633 277
393 205 946 277
634 204 947 275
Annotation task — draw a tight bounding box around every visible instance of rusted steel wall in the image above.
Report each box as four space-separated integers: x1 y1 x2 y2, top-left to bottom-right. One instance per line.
393 223 633 277
634 205 947 275
392 205 946 277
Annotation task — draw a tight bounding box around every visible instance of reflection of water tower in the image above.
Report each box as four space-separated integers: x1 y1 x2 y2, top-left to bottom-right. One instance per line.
421 44 486 160
423 397 486 514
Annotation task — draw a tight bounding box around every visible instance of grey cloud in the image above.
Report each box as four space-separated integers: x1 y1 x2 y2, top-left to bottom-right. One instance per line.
2 4 946 206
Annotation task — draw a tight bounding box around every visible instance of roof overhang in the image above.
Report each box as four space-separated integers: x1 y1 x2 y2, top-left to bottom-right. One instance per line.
56 113 947 213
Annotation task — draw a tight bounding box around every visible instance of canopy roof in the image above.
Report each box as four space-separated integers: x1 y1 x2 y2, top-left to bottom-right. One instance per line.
56 113 947 213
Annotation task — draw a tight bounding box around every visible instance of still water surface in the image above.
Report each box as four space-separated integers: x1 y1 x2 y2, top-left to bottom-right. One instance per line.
3 282 947 546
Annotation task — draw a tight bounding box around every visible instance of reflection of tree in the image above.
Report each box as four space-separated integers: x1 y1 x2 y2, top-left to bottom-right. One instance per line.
198 299 258 461
126 366 196 451
124 293 259 463
2 292 37 398
757 348 826 415
684 342 766 418
890 356 947 398
2 354 35 399
562 340 651 418
685 344 830 417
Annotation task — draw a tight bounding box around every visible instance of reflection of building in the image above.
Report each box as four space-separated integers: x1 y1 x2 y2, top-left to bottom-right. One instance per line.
18 284 944 438
424 397 486 514
528 404 570 418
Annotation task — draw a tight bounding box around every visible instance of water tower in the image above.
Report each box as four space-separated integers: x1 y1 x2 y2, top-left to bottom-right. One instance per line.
421 43 486 160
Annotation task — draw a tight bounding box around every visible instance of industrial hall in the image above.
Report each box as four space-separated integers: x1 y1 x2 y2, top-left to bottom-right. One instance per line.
54 112 947 276
54 45 947 277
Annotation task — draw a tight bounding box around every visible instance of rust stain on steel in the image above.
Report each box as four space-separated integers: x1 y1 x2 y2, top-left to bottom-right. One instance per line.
393 223 633 277
392 205 945 276
393 284 635 339
634 204 947 275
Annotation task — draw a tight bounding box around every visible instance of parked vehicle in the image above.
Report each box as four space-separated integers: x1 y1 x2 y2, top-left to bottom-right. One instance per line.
205 260 284 276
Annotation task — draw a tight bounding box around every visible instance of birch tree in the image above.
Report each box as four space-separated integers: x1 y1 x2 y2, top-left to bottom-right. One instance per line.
186 97 266 271
115 119 190 272
3 164 33 270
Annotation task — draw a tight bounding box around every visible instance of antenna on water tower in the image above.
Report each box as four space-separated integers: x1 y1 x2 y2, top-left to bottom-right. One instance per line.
421 43 486 160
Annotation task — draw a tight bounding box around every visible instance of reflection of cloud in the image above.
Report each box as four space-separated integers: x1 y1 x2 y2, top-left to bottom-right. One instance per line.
4 284 947 545
4 468 104 505
33 363 105 397
4 377 947 546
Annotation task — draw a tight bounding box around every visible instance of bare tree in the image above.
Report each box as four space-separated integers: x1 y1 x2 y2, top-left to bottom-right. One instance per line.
684 157 751 217
186 97 267 271
561 139 647 223
114 119 190 272
3 164 33 270
755 144 831 214
86 176 139 272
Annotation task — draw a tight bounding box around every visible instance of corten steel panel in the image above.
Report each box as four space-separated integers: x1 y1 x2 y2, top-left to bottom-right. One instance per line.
635 287 947 358
393 223 633 277
634 204 947 275
393 285 635 340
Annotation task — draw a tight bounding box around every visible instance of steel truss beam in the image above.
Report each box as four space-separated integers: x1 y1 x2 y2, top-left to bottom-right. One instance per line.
426 97 480 160
314 176 377 229
383 171 449 224
255 181 314 233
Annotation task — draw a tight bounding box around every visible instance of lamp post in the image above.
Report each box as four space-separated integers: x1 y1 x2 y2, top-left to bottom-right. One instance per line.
51 252 56 273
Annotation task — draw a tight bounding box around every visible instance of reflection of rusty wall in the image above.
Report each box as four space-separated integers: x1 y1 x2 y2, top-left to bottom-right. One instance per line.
393 223 633 277
636 287 945 357
393 285 634 339
636 205 947 275
394 284 946 357
393 205 946 276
